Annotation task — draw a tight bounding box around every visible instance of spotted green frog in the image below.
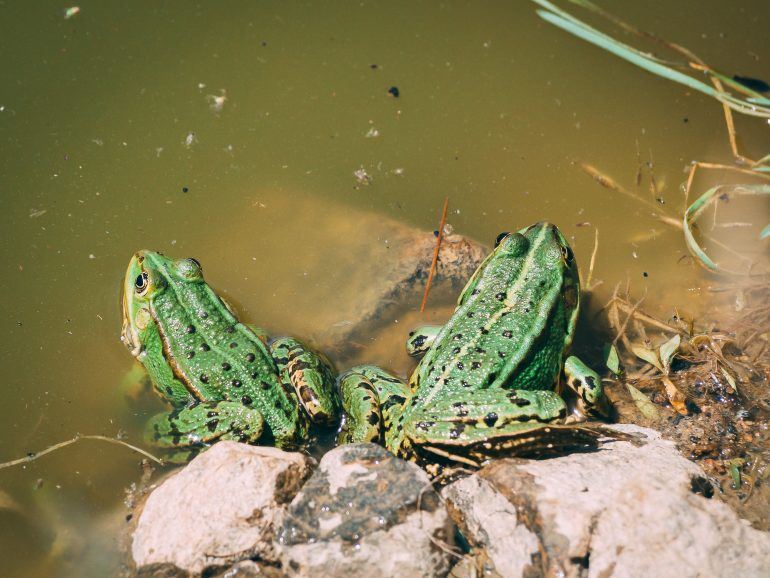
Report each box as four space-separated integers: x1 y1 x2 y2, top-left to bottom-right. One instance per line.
337 222 610 469
121 250 338 461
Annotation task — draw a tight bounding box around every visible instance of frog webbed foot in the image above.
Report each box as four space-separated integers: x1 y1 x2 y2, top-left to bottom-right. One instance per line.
406 325 443 358
270 337 339 426
337 365 411 446
144 400 265 460
563 356 610 421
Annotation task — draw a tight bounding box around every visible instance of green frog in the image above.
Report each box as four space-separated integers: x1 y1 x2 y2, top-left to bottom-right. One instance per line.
337 222 610 468
121 250 338 460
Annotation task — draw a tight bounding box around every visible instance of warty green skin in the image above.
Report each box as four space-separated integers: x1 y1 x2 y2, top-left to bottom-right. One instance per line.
338 222 609 469
121 250 338 460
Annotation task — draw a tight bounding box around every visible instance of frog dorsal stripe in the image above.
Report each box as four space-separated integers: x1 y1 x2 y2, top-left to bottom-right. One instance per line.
417 223 553 408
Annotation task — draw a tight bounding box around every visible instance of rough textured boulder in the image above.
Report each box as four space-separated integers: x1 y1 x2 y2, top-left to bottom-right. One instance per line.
276 443 455 578
443 424 770 578
132 442 313 574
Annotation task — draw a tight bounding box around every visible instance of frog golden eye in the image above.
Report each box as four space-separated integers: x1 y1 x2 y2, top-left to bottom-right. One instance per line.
134 272 149 294
561 246 574 263
494 232 510 248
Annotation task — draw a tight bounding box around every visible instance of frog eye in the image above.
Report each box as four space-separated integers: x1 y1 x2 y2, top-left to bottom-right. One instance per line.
561 245 574 263
134 272 149 295
187 257 202 270
494 232 510 248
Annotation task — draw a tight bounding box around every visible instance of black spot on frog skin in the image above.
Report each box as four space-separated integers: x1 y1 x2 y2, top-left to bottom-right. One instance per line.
246 353 256 362
456 362 464 370
241 395 253 405
207 419 219 433
225 325 235 333
453 347 461 354
229 342 238 349
498 351 506 359
484 412 499 427
222 362 231 371
186 351 195 359
165 386 174 396
206 410 218 418
200 343 211 352
449 424 466 439
367 412 380 426
200 311 208 319
467 311 475 318
186 325 196 334
260 381 271 390
200 374 209 384
472 289 480 295
416 421 435 431
461 380 470 387
502 330 513 338
453 333 463 341
382 395 407 412
232 379 242 387
481 328 490 335
471 361 481 369
585 376 597 389
495 292 507 301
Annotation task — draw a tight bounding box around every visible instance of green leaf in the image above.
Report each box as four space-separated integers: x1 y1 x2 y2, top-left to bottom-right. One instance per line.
603 343 622 375
631 345 663 372
626 384 659 420
659 334 681 374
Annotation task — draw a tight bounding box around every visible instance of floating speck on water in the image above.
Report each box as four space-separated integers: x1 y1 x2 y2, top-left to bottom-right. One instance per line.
353 167 371 185
155 147 164 157
387 86 400 98
88 254 95 260
207 90 227 113
365 127 380 138
63 6 80 19
29 208 47 218
182 186 189 193
184 132 197 148
643 271 649 277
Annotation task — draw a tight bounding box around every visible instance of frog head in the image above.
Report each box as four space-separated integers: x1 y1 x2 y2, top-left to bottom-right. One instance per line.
120 250 204 358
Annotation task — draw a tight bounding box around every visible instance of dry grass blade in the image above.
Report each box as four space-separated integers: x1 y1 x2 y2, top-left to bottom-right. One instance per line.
0 434 163 470
420 197 450 312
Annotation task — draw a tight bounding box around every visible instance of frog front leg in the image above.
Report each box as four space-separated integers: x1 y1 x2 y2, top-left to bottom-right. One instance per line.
270 337 339 426
406 325 443 357
145 400 265 462
563 356 610 420
337 365 411 446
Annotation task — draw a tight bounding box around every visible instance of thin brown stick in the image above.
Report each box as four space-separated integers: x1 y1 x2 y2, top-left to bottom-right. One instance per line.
420 197 449 312
0 434 163 470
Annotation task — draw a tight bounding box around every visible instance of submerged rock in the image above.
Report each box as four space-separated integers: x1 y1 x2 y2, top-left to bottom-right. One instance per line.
276 443 455 578
443 424 770 578
131 442 312 575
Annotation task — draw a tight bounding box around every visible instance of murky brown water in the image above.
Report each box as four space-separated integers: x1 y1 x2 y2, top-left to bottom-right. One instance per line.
1 1 768 575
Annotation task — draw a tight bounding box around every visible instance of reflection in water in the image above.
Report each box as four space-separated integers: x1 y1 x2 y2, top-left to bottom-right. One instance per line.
0 1 768 575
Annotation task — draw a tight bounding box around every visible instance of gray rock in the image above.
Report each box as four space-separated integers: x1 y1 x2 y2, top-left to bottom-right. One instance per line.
276 443 455 578
132 442 312 575
443 424 770 578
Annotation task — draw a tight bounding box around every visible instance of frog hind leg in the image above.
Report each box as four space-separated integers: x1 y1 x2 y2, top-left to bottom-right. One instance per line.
563 355 610 420
407 388 600 467
405 325 443 358
337 365 410 447
145 400 265 462
270 336 339 426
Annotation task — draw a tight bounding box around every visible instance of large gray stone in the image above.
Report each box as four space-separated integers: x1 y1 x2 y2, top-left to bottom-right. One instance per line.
443 424 770 578
276 443 455 578
132 442 312 574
